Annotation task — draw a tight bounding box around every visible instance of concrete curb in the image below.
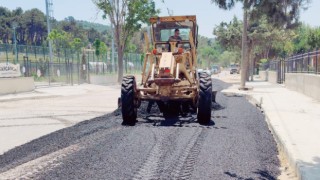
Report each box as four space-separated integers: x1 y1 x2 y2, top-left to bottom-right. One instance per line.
222 90 302 180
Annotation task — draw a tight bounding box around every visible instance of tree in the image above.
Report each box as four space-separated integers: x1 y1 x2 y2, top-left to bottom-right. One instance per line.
211 0 250 88
213 16 242 52
48 29 72 50
214 14 297 79
219 51 240 67
93 0 159 83
199 47 218 68
23 8 47 45
48 29 62 48
0 7 12 43
87 28 102 43
197 35 224 68
93 38 101 60
211 0 309 88
71 38 83 52
0 6 110 49
93 38 108 61
307 27 320 50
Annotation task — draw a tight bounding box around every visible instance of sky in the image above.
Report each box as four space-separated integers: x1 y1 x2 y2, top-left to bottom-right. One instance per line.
1 0 319 38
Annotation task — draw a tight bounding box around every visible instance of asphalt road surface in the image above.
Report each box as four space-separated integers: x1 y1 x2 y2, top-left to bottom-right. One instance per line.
0 79 280 179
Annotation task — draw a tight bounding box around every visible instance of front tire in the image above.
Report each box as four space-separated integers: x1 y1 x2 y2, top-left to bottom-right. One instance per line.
197 72 212 125
121 76 137 126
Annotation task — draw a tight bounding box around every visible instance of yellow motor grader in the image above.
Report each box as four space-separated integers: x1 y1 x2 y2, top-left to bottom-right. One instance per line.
121 15 212 125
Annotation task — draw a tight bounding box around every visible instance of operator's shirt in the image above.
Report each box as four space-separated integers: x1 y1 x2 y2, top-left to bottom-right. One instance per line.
169 36 182 41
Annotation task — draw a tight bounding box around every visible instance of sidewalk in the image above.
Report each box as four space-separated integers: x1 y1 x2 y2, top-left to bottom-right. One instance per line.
0 84 120 155
0 83 120 102
221 76 320 180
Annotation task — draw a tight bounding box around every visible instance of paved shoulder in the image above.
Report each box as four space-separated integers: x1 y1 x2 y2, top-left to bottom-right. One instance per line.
222 80 320 180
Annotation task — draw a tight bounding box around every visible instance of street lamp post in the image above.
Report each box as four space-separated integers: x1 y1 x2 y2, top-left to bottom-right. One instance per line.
12 22 18 64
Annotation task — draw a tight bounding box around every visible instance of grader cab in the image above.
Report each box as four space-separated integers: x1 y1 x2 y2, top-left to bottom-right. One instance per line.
121 15 212 125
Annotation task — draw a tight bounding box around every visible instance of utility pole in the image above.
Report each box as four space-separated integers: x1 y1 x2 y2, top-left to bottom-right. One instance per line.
45 0 54 84
45 0 53 62
12 22 18 64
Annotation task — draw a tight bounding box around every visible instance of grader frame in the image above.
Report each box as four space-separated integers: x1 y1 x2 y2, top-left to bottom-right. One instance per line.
121 15 212 126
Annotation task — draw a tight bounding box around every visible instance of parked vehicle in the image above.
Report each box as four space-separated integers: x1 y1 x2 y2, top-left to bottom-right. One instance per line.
211 65 221 74
230 64 240 74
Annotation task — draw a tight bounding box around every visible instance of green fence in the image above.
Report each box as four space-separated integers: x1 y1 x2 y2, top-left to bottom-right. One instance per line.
0 43 143 86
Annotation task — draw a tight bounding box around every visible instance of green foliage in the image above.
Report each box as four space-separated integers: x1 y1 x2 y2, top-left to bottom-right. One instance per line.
93 38 107 59
93 0 159 50
197 36 225 67
48 29 67 48
93 39 101 57
260 58 267 63
71 38 83 52
212 2 314 60
213 16 242 51
197 35 242 68
126 25 147 53
93 0 159 82
211 0 239 10
99 41 107 54
77 20 110 33
0 7 47 45
248 15 296 58
125 43 137 53
211 0 311 70
219 51 240 67
307 27 320 49
0 6 110 48
211 0 309 28
126 0 159 32
293 25 312 53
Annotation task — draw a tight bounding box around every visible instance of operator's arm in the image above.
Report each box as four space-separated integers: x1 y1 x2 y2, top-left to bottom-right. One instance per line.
168 36 175 42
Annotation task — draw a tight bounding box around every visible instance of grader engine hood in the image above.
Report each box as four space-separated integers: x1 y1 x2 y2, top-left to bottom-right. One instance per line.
154 51 194 86
159 52 175 77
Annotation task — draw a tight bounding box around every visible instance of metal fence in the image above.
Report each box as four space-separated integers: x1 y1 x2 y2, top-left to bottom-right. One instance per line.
0 43 143 86
261 49 320 84
267 60 285 84
285 50 320 74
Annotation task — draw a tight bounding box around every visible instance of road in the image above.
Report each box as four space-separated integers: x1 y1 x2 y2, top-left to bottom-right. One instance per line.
0 79 280 179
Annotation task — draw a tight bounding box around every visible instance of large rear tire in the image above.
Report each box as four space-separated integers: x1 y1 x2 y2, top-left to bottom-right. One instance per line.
121 76 137 126
197 72 212 125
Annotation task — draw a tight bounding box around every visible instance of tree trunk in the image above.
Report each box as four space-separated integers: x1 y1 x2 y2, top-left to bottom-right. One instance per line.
249 41 254 81
117 50 124 83
247 46 251 81
240 0 249 89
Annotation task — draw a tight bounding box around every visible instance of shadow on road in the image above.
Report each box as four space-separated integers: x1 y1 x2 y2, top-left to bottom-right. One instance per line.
225 169 277 180
140 113 216 127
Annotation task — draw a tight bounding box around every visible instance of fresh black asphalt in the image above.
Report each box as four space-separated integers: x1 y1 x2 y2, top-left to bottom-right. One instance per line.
0 79 280 179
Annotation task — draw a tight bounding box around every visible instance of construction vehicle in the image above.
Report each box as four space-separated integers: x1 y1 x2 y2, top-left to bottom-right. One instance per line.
121 15 212 125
